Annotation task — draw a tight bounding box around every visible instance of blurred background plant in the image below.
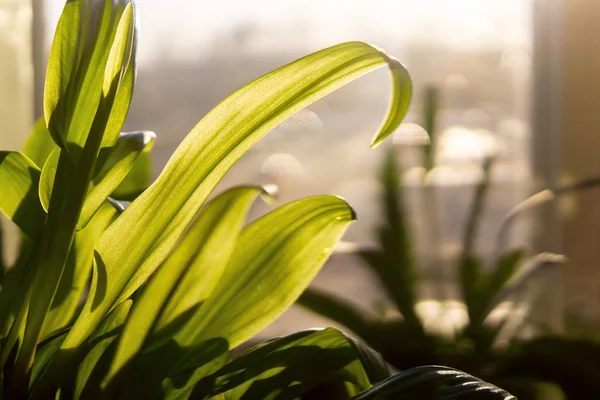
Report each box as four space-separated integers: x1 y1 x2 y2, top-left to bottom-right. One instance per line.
298 88 600 400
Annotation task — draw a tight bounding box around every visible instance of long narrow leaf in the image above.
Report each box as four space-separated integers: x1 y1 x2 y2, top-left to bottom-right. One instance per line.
78 130 154 229
110 152 151 200
73 300 132 400
22 118 58 169
41 203 120 340
175 195 355 352
39 131 154 222
12 3 137 391
361 148 421 332
114 196 356 397
106 186 265 384
62 41 411 355
44 0 133 158
351 366 515 400
202 328 376 400
0 152 45 240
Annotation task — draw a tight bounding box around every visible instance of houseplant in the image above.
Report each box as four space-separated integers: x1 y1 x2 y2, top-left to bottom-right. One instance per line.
0 1 515 398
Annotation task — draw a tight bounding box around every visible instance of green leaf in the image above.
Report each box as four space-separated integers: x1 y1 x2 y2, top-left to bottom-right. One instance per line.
460 255 483 325
460 157 493 260
41 203 120 340
422 86 439 172
110 151 152 200
351 366 516 400
175 195 355 352
0 214 5 273
460 157 493 328
78 130 155 229
494 252 565 305
363 148 421 332
38 132 154 227
99 2 137 150
108 196 356 397
43 0 81 149
497 175 600 254
62 41 411 354
74 300 132 400
106 186 265 384
203 328 375 400
22 118 59 169
0 151 45 240
38 149 60 214
30 329 69 389
161 350 230 400
486 250 524 306
44 0 134 158
345 335 390 385
13 4 138 387
0 240 34 339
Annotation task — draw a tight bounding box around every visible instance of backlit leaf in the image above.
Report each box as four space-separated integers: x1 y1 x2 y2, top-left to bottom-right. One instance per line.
106 186 265 383
22 118 58 169
41 203 120 340
175 195 355 353
63 41 411 354
0 152 45 240
44 0 134 159
351 366 516 400
204 328 375 400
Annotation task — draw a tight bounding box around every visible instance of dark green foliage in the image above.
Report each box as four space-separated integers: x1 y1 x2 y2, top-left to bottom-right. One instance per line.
298 87 600 400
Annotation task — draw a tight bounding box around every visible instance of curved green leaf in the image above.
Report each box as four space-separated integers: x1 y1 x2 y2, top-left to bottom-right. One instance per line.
39 132 154 228
14 3 138 387
485 251 524 309
30 329 69 389
44 0 134 158
106 186 265 384
63 41 411 353
38 149 59 214
41 203 120 340
367 148 420 330
110 152 152 200
22 118 59 169
175 195 355 351
108 196 356 398
495 252 565 305
345 334 390 385
74 300 132 400
202 328 376 400
78 130 155 229
351 366 516 400
99 2 137 150
0 151 45 240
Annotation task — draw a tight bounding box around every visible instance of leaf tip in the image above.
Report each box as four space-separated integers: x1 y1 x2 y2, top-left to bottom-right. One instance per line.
333 196 358 221
259 183 279 203
369 136 386 149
